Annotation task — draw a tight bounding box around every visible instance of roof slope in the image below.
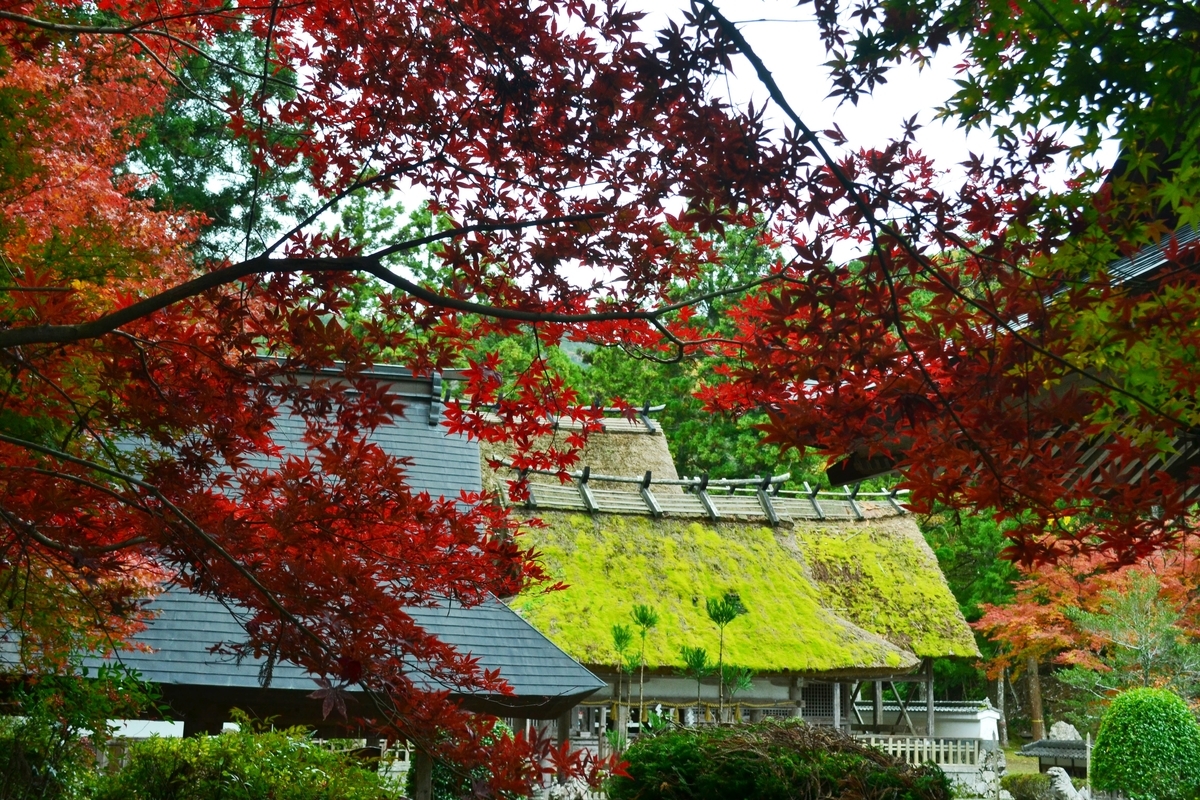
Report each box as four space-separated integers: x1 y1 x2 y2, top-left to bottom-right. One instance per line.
95 588 604 717
792 517 978 658
511 512 920 675
510 512 977 675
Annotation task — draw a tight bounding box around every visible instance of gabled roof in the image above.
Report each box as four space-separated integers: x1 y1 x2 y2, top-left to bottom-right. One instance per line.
1021 739 1088 760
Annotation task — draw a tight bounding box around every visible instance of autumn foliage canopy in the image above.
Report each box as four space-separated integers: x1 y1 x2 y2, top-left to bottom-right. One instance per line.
0 0 1197 789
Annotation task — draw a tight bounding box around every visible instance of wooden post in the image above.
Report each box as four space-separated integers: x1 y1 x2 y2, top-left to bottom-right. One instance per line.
413 749 433 800
873 680 884 731
598 705 609 757
832 682 841 731
843 682 855 731
925 658 936 737
1027 654 1045 741
556 710 571 784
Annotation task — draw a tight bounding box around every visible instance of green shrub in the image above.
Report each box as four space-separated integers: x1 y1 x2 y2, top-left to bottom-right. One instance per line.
91 713 387 800
1091 687 1200 800
0 714 91 800
0 664 154 800
1000 773 1053 800
607 719 951 800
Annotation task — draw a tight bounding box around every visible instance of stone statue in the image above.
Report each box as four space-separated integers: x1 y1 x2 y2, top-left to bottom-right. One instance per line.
1047 766 1089 800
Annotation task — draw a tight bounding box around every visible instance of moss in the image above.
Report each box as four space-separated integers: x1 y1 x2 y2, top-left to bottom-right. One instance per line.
512 513 921 672
793 518 980 658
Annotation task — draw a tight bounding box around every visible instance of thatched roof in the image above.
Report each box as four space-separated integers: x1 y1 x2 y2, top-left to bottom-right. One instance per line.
481 418 683 495
508 512 978 677
486 422 977 677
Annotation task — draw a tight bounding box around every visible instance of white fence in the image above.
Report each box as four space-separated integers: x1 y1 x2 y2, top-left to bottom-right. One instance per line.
857 735 983 768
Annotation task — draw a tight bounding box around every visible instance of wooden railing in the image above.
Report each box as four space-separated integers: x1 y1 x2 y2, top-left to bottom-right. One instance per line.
857 736 983 768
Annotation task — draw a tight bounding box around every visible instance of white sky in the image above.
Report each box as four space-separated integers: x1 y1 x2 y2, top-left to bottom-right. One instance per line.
630 0 1118 188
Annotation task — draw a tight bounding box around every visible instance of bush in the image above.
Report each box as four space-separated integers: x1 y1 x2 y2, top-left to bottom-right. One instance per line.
1091 687 1200 800
607 719 951 800
0 664 154 800
0 714 91 800
91 713 387 800
1000 773 1053 800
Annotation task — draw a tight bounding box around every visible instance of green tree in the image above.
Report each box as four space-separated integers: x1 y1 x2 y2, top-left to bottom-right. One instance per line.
678 645 715 725
720 664 755 718
577 224 828 484
922 507 1019 700
1092 688 1200 800
612 623 635 727
705 592 748 722
1058 572 1200 707
631 604 660 730
126 31 306 260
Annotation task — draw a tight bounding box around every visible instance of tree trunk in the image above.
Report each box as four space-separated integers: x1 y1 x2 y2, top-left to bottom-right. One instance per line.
638 659 646 731
997 665 1008 747
717 629 726 722
1027 654 1045 741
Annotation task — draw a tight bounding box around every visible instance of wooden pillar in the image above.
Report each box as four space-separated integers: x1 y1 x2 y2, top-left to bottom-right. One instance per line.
556 710 572 784
832 682 841 731
925 658 936 737
412 749 433 800
789 677 804 718
1027 654 1045 741
598 706 609 756
842 682 854 732
873 680 884 730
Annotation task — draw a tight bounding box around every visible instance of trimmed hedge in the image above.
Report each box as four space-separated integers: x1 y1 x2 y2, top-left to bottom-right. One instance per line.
91 720 387 800
1092 687 1200 800
607 719 951 800
1001 773 1053 800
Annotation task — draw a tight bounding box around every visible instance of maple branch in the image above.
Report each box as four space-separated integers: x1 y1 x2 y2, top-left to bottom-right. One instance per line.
0 503 149 556
0 431 334 661
0 212 792 349
0 465 152 516
0 10 297 92
263 159 442 257
696 0 1194 433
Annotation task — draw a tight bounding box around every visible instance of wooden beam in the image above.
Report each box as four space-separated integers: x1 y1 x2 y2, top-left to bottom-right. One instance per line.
891 681 917 734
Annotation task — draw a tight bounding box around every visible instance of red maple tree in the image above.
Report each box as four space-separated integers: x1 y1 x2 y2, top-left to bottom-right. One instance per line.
1 0 1197 789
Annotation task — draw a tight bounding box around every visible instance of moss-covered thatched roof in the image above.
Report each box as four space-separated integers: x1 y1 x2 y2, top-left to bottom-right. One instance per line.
510 512 977 676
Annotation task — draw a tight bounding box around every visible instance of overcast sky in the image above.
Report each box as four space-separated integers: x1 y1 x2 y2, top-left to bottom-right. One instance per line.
630 0 1119 188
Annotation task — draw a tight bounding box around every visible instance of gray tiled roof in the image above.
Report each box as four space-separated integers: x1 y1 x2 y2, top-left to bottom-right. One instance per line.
1020 739 1089 759
91 370 602 717
97 587 605 714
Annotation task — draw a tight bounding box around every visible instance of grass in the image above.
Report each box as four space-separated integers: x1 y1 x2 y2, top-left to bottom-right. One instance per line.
1003 748 1041 775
